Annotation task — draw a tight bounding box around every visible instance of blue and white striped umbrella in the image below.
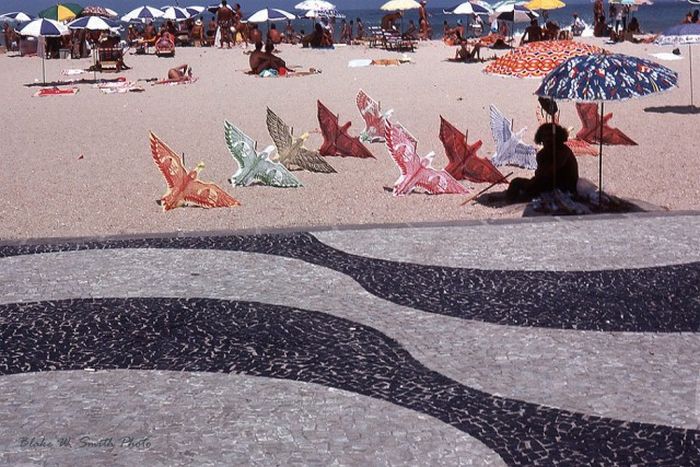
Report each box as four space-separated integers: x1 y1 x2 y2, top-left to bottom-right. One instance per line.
0 12 33 23
17 18 69 37
444 2 493 16
655 23 700 46
162 6 192 21
207 3 234 14
67 15 119 31
121 6 165 23
185 5 206 16
247 8 296 23
535 53 678 102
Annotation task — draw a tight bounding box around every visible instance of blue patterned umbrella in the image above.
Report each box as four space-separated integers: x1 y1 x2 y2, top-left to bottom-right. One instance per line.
535 53 678 202
655 23 700 106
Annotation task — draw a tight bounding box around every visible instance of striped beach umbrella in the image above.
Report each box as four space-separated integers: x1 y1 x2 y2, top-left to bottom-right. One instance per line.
17 18 70 84
162 6 192 21
185 6 206 16
444 2 493 15
121 6 165 23
37 3 83 22
295 0 336 10
655 23 700 106
247 8 296 23
0 12 33 23
536 53 678 200
67 15 119 30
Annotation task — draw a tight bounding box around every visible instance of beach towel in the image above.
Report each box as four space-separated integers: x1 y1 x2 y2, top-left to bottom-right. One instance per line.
649 52 683 61
96 81 144 94
152 77 199 86
33 87 79 97
348 59 373 68
61 69 88 76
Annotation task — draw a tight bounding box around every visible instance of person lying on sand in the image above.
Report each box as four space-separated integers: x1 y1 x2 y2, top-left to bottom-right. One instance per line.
152 64 194 84
506 123 579 202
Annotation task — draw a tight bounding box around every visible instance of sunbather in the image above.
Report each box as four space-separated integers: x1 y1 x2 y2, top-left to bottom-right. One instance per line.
451 39 481 62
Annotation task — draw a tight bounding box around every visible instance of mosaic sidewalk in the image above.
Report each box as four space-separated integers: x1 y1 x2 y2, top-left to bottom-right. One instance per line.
1 213 699 466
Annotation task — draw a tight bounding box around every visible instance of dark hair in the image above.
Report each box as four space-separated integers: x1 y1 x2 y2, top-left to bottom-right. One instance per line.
221 0 227 6
270 23 276 30
535 123 569 146
265 40 274 52
254 41 262 51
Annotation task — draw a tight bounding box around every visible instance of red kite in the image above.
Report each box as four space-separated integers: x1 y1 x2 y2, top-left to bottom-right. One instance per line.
575 103 637 146
317 100 374 158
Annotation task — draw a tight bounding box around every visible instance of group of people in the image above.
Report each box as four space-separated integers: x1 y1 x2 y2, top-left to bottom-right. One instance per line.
380 0 432 40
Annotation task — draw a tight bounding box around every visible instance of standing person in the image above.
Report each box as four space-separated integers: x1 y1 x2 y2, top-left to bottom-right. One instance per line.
217 0 235 48
355 18 365 39
268 24 283 44
207 17 217 45
418 0 432 39
339 19 351 44
622 5 630 31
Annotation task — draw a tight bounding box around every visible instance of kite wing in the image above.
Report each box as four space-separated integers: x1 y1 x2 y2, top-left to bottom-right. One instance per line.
254 150 304 187
439 116 469 176
356 89 386 143
566 138 599 157
150 132 189 191
289 148 337 173
183 179 240 209
414 168 470 195
489 104 513 149
224 120 258 174
385 120 422 179
603 123 638 146
575 103 637 145
317 100 374 158
266 107 294 153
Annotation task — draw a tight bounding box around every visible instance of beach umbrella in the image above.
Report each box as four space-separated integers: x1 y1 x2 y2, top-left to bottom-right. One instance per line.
305 9 346 19
247 8 296 23
443 2 493 16
535 53 678 201
485 40 605 78
524 0 565 10
492 3 538 23
655 23 700 106
162 6 192 21
185 6 206 16
295 0 336 10
380 0 421 11
17 18 69 84
38 3 83 22
80 6 117 17
121 6 165 23
0 12 33 23
67 15 119 30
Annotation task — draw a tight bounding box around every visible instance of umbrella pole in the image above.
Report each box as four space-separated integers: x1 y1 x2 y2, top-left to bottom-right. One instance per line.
689 44 694 107
598 102 604 205
42 55 46 84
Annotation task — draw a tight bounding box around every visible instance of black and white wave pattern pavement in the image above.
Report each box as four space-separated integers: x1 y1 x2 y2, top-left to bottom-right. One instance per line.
0 229 698 465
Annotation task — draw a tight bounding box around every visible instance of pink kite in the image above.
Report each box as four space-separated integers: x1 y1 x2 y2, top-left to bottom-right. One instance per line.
385 120 469 196
33 87 79 97
356 89 392 143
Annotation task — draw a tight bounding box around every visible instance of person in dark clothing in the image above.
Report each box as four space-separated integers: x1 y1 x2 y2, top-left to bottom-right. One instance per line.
506 123 579 201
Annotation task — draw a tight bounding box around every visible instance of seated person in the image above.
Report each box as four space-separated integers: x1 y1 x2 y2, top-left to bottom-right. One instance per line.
520 19 542 45
303 23 332 48
167 64 193 82
543 20 560 40
571 13 586 36
627 17 641 34
403 20 418 40
451 39 481 62
267 23 283 44
261 40 286 72
506 123 579 202
248 41 265 73
156 29 175 52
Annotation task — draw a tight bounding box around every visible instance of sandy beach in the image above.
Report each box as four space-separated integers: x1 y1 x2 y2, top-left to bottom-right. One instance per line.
0 37 698 241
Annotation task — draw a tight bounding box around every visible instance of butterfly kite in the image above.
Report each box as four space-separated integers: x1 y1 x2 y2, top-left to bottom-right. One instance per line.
534 107 598 157
265 108 336 173
489 104 537 170
317 100 375 159
150 132 240 211
575 103 638 146
355 89 392 143
224 120 303 188
385 120 469 196
439 116 506 184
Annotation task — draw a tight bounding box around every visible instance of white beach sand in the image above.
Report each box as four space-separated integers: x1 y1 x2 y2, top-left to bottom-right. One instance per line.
0 38 698 240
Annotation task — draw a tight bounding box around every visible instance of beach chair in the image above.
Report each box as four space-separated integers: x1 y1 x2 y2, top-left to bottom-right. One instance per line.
381 30 416 52
97 46 124 71
367 26 383 48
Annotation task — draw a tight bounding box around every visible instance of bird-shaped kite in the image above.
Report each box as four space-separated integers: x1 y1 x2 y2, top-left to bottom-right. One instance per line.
385 120 469 197
224 120 303 188
535 107 599 157
439 116 507 184
489 104 537 170
265 108 336 173
150 132 240 211
575 103 638 146
355 89 392 143
317 100 375 159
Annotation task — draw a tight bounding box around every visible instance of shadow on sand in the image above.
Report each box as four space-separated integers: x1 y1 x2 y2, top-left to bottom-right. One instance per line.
643 105 700 115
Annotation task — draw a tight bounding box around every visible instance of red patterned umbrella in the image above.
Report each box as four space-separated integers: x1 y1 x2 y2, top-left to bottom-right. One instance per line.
484 40 606 78
81 5 117 17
